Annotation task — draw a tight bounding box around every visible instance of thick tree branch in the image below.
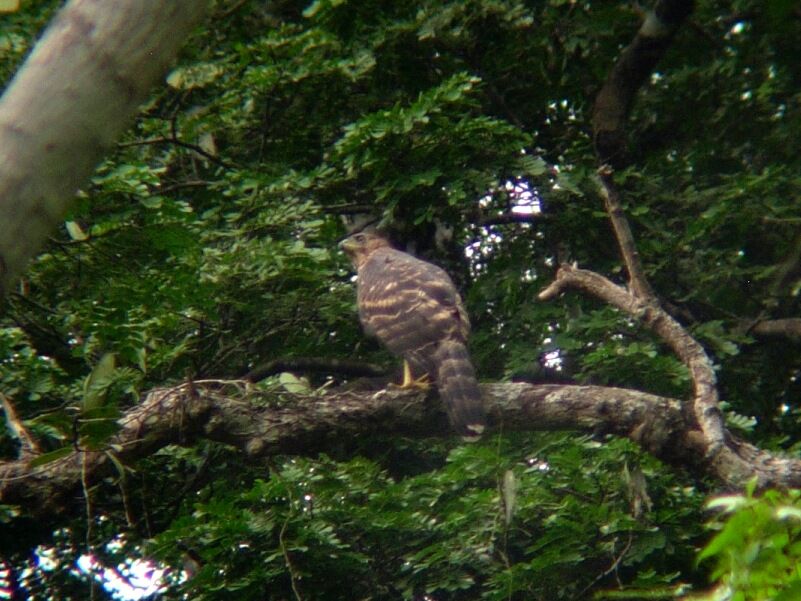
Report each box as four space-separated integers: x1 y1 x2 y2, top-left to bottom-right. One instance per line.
0 0 210 298
583 0 729 460
539 264 727 456
1 379 800 526
749 318 801 342
591 0 695 164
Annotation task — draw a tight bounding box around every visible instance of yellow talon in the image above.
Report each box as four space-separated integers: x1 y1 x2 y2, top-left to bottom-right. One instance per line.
397 360 430 390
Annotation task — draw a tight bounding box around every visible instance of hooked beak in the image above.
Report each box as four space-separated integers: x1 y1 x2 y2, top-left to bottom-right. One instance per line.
339 237 357 256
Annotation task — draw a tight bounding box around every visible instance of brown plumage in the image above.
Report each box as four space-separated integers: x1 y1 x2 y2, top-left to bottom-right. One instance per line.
340 232 486 439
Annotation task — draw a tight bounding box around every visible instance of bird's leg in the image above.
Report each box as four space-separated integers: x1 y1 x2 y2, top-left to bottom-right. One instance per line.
397 360 430 390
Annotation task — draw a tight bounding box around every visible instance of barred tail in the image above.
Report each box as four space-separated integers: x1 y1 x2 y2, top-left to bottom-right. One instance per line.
434 340 486 440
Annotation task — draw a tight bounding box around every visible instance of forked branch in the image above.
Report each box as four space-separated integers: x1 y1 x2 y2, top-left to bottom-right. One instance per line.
539 265 726 456
594 169 726 455
568 0 728 459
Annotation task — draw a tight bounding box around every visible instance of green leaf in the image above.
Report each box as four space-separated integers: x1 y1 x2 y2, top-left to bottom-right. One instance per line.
65 220 88 241
82 353 116 412
140 196 163 209
774 581 801 601
278 372 311 394
166 62 224 90
705 494 749 514
28 447 72 468
519 154 547 177
105 450 129 480
502 469 517 525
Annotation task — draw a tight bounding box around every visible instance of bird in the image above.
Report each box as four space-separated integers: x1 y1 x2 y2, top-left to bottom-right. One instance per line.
340 231 486 440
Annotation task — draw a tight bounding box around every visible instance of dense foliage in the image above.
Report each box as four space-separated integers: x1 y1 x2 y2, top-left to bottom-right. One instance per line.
2 0 801 599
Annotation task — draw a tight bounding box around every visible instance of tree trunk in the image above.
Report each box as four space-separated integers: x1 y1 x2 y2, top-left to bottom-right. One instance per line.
0 0 210 297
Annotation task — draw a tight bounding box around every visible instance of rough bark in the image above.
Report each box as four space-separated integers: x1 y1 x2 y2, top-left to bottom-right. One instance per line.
2 380 801 526
540 264 727 457
584 0 727 460
0 0 210 298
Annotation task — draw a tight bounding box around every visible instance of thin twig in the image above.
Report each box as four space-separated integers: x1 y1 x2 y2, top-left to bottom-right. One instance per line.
0 393 39 458
82 452 97 600
279 518 303 601
158 180 214 194
10 291 58 315
217 0 249 19
321 203 375 215
763 217 801 224
579 532 633 597
278 489 304 601
767 232 801 299
117 137 235 169
597 166 654 300
478 212 547 227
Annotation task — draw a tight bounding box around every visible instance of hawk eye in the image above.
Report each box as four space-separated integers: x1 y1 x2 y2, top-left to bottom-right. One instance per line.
354 234 366 243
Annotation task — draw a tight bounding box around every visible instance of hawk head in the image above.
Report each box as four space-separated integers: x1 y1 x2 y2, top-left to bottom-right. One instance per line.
340 232 391 270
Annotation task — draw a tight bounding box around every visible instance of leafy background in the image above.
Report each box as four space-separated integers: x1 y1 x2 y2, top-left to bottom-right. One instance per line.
2 0 801 599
